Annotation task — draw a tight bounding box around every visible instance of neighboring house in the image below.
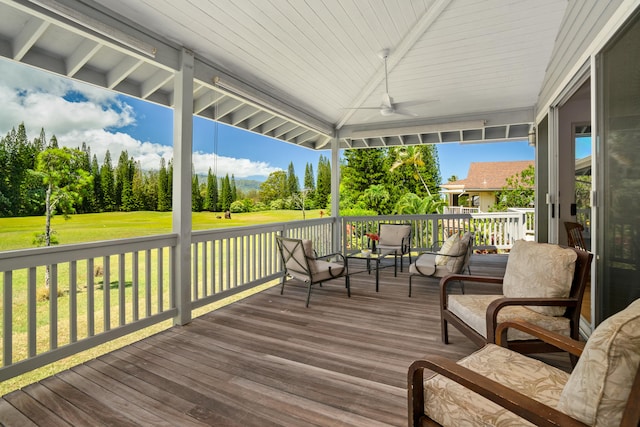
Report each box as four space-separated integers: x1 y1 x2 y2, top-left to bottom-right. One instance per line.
440 160 534 212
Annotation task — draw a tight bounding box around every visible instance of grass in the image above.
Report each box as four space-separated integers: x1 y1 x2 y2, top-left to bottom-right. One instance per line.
0 209 321 396
0 210 324 252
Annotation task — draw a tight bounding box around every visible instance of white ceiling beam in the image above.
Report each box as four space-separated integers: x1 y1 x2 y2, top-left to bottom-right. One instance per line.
107 56 143 89
193 91 224 115
141 69 172 99
13 16 49 60
66 38 101 76
232 106 260 126
247 111 273 131
273 122 298 139
261 117 287 134
215 98 243 119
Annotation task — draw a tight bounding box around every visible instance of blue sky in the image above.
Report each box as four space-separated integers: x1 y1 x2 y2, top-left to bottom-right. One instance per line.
0 57 535 183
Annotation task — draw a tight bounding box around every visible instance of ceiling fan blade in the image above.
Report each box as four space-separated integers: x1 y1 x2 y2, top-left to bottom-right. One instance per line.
392 108 418 117
343 106 381 110
394 99 439 109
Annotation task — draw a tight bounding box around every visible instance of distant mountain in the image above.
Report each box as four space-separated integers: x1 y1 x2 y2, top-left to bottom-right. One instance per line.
196 175 262 193
234 179 262 193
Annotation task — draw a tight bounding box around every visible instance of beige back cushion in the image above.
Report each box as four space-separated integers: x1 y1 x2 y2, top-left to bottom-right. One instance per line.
447 232 471 273
502 240 577 316
436 233 460 266
281 238 316 276
557 298 640 426
378 224 411 246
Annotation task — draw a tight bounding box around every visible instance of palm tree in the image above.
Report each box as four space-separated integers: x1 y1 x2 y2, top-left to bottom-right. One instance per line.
395 193 446 214
390 146 432 196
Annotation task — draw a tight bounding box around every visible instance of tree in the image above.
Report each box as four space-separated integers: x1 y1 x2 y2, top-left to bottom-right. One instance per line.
90 154 103 212
231 174 238 202
286 162 299 196
157 157 170 211
33 146 93 290
491 165 535 211
100 150 115 211
394 193 446 214
192 174 203 211
389 145 441 197
361 184 390 214
315 155 331 209
447 175 458 182
220 174 233 211
341 148 388 210
259 170 287 205
205 168 218 211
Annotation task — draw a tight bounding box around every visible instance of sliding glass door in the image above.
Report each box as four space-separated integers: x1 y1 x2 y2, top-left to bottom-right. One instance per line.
597 8 640 322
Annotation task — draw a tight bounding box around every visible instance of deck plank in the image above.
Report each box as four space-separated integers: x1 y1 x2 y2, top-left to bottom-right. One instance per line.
1 254 571 426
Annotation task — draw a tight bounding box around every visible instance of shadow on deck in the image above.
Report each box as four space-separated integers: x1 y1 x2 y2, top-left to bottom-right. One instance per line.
0 254 570 426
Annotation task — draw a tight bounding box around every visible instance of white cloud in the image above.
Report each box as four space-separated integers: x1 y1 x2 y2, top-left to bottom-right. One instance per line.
0 59 278 179
192 151 280 178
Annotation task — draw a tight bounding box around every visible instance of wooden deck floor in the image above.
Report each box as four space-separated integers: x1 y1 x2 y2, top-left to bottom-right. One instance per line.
0 254 570 427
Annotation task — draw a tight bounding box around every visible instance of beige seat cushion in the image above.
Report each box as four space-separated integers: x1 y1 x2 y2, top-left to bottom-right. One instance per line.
409 253 450 277
424 343 570 426
503 240 577 316
447 294 570 340
557 298 640 426
311 260 346 282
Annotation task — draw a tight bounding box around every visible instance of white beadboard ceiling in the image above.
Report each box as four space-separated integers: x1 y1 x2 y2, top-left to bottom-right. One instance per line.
0 0 568 149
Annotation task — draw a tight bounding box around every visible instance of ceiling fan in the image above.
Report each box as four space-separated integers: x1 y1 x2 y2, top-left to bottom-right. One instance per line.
350 49 436 118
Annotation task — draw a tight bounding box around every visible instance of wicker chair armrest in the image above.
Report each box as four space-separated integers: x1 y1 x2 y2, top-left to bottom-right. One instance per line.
408 357 588 427
495 320 585 356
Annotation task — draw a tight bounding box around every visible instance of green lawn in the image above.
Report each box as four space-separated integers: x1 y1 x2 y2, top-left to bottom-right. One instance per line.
0 209 320 395
0 209 323 251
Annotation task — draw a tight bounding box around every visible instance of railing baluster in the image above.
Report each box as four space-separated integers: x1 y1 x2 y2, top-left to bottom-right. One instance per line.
50 264 58 350
3 271 12 366
119 253 125 326
157 247 163 313
28 268 36 357
103 255 110 332
70 260 77 343
145 249 151 317
132 251 139 321
192 243 199 301
87 258 94 337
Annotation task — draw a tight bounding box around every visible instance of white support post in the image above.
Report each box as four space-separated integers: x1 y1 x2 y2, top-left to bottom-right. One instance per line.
330 135 341 253
173 47 194 326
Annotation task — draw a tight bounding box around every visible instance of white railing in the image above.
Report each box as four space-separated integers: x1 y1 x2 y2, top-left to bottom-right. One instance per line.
0 212 531 381
0 234 178 381
190 218 334 309
342 211 533 252
443 206 480 214
0 219 335 381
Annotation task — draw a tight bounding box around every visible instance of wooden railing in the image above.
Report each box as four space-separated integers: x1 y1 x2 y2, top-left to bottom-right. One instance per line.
0 212 531 381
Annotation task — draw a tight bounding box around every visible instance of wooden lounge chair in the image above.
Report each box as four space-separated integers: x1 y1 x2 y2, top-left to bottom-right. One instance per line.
440 240 592 356
409 298 640 426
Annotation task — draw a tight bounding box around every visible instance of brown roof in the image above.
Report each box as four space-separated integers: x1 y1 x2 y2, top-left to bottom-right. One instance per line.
442 160 534 191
